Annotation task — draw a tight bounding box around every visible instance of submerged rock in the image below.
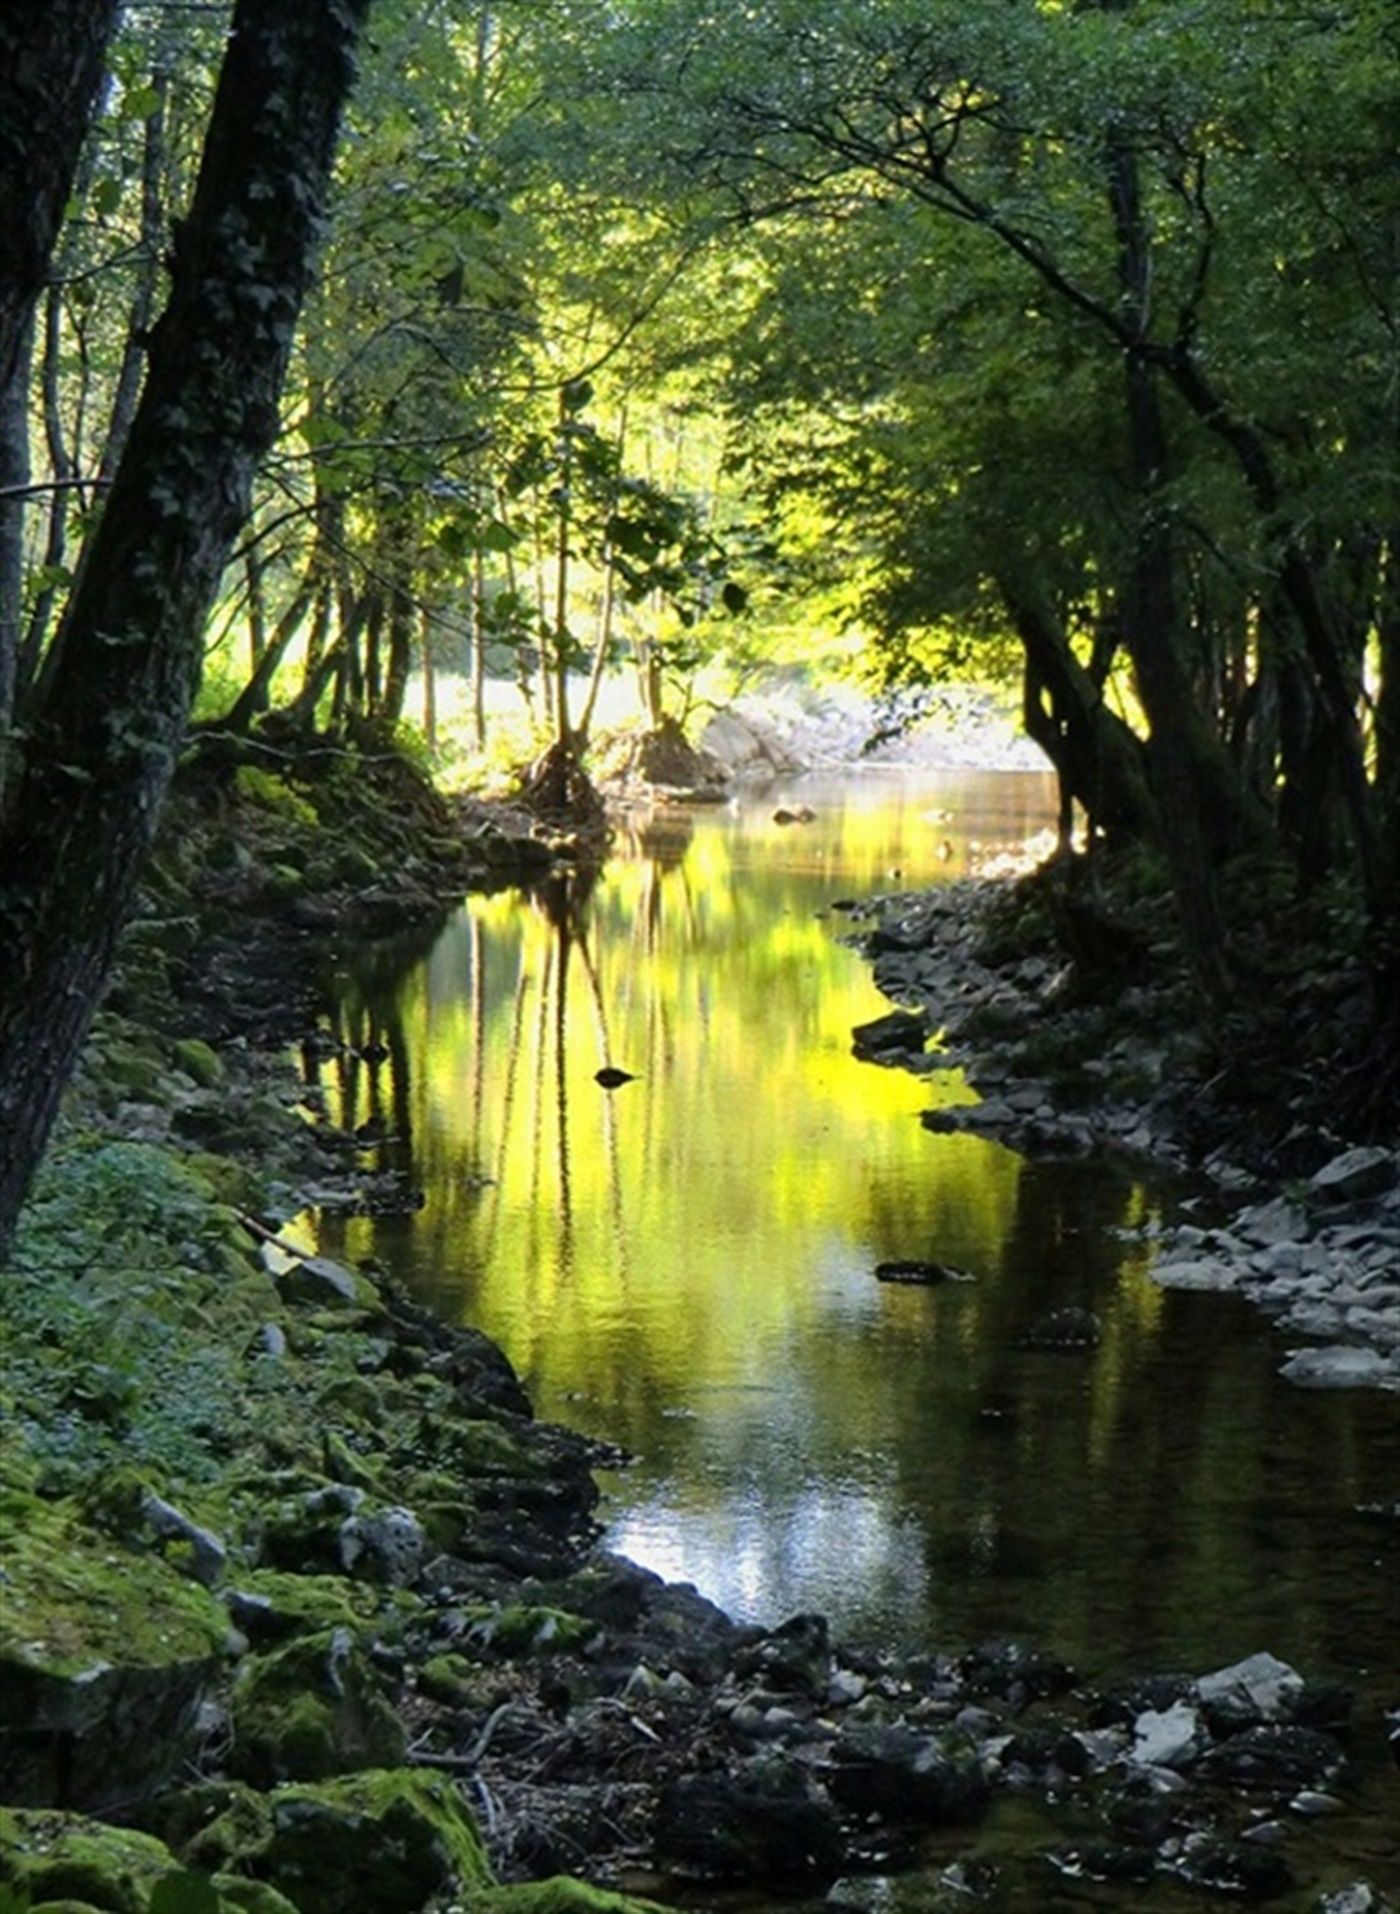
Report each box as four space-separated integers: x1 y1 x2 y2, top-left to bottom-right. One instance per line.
654 1756 843 1888
1018 1306 1102 1351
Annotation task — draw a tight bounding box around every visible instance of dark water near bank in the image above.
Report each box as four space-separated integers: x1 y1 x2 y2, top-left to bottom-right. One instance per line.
307 768 1400 1903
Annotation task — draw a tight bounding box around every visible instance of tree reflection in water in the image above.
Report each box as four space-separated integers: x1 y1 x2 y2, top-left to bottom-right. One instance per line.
307 770 1398 1731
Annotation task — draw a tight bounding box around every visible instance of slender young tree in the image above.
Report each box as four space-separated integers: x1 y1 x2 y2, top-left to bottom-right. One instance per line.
0 1 123 776
0 0 374 1258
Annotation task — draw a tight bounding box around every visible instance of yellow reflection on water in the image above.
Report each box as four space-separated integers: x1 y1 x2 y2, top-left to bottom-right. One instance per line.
325 787 1018 1417
309 773 1400 1686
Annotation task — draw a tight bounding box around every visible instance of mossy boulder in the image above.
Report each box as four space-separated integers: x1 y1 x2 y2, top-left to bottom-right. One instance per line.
140 1780 274 1876
221 1570 385 1647
461 1883 669 1914
170 1039 226 1090
0 1494 230 1809
261 1769 490 1914
228 1627 406 1786
0 1807 294 1914
415 1652 482 1707
459 1604 598 1658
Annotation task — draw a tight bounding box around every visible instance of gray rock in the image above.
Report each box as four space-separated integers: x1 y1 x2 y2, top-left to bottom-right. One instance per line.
1236 1197 1304 1246
338 1504 426 1587
1318 1882 1392 1914
1195 1652 1304 1725
140 1490 227 1588
1131 1700 1202 1769
1311 1146 1398 1203
1279 1346 1393 1389
1152 1255 1240 1292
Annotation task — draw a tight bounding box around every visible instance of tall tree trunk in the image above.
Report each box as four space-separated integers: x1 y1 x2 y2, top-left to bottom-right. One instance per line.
1105 132 1245 993
0 2 120 396
1006 593 1155 847
0 0 371 1259
1161 341 1385 920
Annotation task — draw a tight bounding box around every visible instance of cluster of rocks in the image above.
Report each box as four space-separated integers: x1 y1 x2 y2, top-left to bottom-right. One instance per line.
3 1206 1380 1909
1148 1160 1400 1393
700 682 1045 778
840 880 1400 1395
406 1586 1384 1910
5 1089 1391 1912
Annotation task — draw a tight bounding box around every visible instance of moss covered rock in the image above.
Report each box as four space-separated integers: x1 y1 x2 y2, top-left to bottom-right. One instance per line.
0 1807 291 1914
261 1769 490 1914
0 1495 230 1809
461 1883 668 1914
228 1627 406 1786
459 1604 598 1659
140 1779 275 1877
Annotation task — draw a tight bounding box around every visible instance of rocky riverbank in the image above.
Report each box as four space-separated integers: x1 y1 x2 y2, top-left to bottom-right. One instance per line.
3 1063 1391 1914
3 723 1397 1914
838 867 1400 1399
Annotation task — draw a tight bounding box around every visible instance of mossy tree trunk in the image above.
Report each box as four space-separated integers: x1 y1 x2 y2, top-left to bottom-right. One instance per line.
0 0 372 1259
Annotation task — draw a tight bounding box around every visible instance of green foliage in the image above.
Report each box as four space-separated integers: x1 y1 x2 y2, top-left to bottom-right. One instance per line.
2 1143 245 1492
233 765 320 830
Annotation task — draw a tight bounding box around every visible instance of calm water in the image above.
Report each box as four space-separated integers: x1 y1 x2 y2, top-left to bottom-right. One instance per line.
306 768 1400 1903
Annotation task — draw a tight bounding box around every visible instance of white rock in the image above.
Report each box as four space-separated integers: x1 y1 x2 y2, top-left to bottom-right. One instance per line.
1195 1651 1303 1721
1310 1145 1397 1202
1132 1700 1201 1769
1151 1256 1240 1292
1278 1346 1391 1389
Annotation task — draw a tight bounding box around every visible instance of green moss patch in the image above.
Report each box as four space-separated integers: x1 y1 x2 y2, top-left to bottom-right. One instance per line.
462 1882 668 1914
0 1494 229 1808
0 1808 280 1914
229 1630 406 1786
263 1769 490 1914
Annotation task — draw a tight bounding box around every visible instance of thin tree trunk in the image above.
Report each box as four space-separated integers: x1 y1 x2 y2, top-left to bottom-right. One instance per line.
94 59 170 487
471 545 487 748
0 314 30 795
420 607 438 749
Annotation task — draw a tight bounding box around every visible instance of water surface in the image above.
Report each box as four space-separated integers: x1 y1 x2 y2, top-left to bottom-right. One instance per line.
307 768 1399 1897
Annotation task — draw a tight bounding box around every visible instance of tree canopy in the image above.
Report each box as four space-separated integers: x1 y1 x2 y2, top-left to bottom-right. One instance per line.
1 0 1397 1243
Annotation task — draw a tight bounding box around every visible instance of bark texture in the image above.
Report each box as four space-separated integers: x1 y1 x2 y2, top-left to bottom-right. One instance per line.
0 0 120 393
0 0 372 1256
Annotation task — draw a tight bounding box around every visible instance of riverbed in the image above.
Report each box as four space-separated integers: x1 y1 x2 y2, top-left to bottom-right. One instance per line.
306 767 1399 1903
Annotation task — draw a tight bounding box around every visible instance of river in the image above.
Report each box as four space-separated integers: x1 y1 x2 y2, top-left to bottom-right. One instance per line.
306 765 1399 1901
